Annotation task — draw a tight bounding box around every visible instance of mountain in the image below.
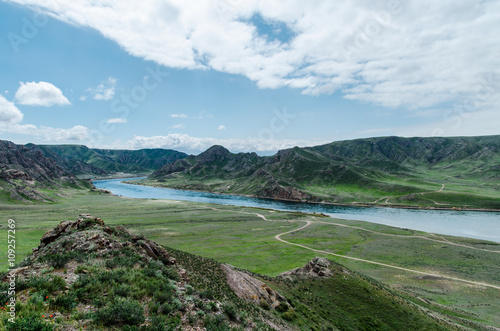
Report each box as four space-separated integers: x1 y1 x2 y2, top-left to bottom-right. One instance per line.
0 140 91 202
0 214 454 330
34 144 188 175
150 136 500 209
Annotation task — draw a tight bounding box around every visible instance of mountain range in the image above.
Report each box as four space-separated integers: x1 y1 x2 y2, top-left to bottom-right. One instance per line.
1 135 500 208
149 135 500 209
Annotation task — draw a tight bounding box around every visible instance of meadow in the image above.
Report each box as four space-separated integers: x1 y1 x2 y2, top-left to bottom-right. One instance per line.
1 190 499 328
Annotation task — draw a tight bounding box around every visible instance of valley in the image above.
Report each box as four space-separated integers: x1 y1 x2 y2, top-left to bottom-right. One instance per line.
1 136 500 330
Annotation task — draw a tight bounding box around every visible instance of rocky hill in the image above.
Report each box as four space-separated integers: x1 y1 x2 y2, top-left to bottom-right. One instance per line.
0 140 91 202
0 215 456 330
35 144 188 176
149 136 500 209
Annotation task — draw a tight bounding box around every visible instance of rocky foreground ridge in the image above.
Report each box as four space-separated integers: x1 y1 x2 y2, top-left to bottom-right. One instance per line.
0 215 295 330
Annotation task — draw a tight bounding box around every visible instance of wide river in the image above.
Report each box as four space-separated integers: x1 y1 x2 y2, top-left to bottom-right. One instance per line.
93 178 500 242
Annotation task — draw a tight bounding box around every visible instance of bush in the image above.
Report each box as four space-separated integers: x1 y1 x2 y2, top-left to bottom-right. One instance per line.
42 253 74 269
275 302 289 313
204 314 230 330
49 292 77 313
26 275 66 293
259 300 270 310
94 298 145 326
282 310 297 321
222 302 237 321
5 315 53 331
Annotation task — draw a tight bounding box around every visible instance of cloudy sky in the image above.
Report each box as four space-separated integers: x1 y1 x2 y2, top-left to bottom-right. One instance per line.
0 0 499 154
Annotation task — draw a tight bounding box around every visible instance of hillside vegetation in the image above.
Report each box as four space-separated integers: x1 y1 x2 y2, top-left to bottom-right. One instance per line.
35 144 188 175
148 136 500 209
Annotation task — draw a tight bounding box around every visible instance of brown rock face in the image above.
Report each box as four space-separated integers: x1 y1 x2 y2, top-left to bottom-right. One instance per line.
260 183 316 202
221 264 285 309
278 257 333 279
0 169 33 181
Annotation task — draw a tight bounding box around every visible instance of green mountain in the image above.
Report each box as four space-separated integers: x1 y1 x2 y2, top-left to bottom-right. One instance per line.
149 136 500 209
0 214 455 330
34 144 188 175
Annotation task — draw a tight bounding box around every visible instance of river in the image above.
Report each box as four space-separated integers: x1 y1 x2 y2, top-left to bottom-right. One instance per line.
93 178 500 242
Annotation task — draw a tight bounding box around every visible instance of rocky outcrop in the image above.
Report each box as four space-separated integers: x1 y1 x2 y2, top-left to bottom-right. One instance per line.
221 264 285 309
278 257 334 279
259 184 316 202
0 169 33 181
30 214 176 266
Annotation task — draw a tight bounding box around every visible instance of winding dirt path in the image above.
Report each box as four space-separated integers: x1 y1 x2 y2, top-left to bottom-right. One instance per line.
313 219 500 254
275 220 500 290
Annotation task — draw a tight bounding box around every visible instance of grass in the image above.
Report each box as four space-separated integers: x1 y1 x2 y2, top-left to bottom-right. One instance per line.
1 190 499 328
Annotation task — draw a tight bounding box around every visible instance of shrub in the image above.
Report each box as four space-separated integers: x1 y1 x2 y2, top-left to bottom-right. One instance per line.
94 298 145 326
204 314 230 331
5 315 53 331
222 302 237 321
26 275 66 293
259 300 270 310
113 284 133 298
275 302 289 313
282 310 297 321
49 292 77 313
43 253 74 269
165 313 182 330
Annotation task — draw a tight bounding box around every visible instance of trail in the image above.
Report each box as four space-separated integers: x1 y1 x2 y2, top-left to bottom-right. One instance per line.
275 221 500 290
313 219 500 254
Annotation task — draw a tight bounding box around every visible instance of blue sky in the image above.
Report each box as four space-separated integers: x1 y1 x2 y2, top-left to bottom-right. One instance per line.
0 0 499 154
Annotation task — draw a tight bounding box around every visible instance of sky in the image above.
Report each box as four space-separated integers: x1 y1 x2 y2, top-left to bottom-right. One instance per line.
0 0 499 155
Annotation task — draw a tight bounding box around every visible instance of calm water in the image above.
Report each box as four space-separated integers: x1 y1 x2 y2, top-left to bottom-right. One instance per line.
94 178 500 242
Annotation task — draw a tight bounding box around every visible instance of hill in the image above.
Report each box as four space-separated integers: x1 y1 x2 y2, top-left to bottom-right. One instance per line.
0 214 456 330
148 136 500 209
34 144 188 176
0 140 91 203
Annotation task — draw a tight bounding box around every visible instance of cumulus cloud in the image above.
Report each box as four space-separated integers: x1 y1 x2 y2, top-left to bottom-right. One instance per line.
7 0 500 112
89 77 117 100
0 123 89 142
106 117 127 124
14 81 71 106
128 133 326 154
217 124 226 130
171 123 185 129
0 95 23 124
170 113 187 118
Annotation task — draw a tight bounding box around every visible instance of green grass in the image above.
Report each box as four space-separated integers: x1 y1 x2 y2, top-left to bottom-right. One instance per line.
1 191 499 329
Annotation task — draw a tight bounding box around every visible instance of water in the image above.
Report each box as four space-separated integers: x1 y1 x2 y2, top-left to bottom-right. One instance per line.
93 178 500 242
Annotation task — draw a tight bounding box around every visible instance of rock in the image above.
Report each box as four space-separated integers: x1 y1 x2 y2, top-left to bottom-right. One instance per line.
259 183 317 202
221 264 285 309
278 257 334 279
0 169 33 181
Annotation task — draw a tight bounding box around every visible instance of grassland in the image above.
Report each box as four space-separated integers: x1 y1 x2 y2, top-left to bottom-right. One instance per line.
1 191 499 329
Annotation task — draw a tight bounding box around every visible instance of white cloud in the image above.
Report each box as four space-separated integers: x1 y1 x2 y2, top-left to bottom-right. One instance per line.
217 124 226 130
14 81 71 106
106 117 127 124
0 95 23 124
171 123 185 129
89 77 117 101
0 123 89 142
128 133 327 154
7 0 500 113
170 113 187 118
